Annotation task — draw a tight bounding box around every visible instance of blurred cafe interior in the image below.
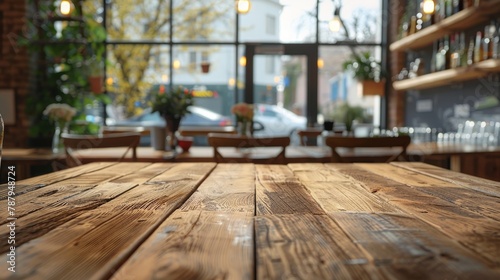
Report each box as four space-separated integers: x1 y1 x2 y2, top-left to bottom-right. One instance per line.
1 0 500 182
1 1 500 279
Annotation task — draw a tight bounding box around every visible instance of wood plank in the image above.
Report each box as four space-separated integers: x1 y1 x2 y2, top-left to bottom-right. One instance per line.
289 163 404 213
180 163 255 215
255 214 384 279
0 162 116 200
391 162 500 198
112 210 253 280
0 163 158 253
0 163 215 279
255 164 323 215
0 162 153 221
329 163 500 267
359 163 500 221
331 212 500 279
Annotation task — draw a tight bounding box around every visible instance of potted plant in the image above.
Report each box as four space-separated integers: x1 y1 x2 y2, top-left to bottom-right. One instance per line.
342 51 386 96
151 86 194 150
331 103 368 134
87 56 105 94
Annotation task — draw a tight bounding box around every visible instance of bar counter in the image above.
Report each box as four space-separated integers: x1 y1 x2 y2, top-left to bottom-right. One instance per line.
0 162 499 279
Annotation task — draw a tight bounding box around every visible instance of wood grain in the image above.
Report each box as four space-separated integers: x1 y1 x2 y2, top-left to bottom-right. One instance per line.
332 163 500 267
331 212 500 279
255 214 384 279
0 162 116 200
112 210 254 280
0 162 155 253
290 163 404 213
180 163 255 215
255 164 323 215
391 162 500 198
0 163 215 279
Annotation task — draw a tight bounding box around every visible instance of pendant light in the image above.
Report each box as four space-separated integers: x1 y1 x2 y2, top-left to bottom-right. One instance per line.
236 0 251 15
329 6 342 32
59 0 75 16
422 0 435 14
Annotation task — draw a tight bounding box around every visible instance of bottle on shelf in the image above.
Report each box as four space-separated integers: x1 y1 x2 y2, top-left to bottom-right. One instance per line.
450 33 461 68
459 32 467 67
431 40 438 73
445 0 453 18
493 20 499 59
409 16 417 35
474 31 483 63
436 39 446 71
441 35 451 69
467 36 475 65
452 0 463 14
483 21 495 60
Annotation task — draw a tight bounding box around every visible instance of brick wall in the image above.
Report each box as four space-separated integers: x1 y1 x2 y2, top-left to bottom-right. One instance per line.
1 0 29 148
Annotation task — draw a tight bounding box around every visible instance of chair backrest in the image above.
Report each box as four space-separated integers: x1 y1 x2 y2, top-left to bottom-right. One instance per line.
178 127 237 137
207 133 290 163
297 128 323 146
62 132 141 167
101 126 150 136
325 135 411 163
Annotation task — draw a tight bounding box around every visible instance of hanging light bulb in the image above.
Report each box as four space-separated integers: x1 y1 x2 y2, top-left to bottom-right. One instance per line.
173 59 181 69
239 56 247 67
422 0 435 14
59 0 75 16
317 58 324 69
235 0 251 15
328 7 342 32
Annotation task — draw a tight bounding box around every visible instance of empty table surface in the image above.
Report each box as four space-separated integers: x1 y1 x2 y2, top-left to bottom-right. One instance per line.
0 162 499 279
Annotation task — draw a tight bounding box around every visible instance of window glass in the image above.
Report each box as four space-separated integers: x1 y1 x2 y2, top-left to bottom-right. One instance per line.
105 0 172 41
106 44 170 119
172 0 235 42
318 0 382 43
172 45 236 116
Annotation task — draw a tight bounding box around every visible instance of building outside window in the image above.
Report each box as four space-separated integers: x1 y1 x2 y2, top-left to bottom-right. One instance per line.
84 0 383 134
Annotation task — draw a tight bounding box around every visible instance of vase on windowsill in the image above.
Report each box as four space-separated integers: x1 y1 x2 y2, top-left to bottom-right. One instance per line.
52 121 69 154
238 120 251 136
165 116 181 151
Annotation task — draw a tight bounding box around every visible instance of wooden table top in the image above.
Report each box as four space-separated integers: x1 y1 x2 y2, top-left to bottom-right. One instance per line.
1 162 498 279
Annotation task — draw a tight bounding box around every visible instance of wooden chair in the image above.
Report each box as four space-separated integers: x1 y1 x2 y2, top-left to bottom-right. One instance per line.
178 126 236 137
61 132 141 167
207 133 290 164
325 135 411 163
297 128 323 146
101 126 150 136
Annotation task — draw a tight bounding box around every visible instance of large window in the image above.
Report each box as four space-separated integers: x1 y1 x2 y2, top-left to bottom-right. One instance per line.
97 0 384 126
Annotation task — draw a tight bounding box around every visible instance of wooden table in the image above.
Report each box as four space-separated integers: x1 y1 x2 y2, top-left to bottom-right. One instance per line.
1 162 499 279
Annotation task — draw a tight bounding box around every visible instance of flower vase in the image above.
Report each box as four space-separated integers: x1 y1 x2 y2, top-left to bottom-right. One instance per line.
52 121 68 153
238 120 250 136
165 116 181 151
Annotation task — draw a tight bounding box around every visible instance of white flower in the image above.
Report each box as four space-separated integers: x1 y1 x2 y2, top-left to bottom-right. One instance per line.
43 103 77 123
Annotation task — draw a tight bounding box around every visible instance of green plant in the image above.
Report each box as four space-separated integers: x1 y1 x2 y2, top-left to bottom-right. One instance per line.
342 51 385 81
21 0 107 141
151 86 194 119
330 103 369 132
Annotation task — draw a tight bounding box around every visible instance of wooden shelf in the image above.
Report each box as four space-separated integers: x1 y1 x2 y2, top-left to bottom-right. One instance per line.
390 0 500 52
392 59 500 91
